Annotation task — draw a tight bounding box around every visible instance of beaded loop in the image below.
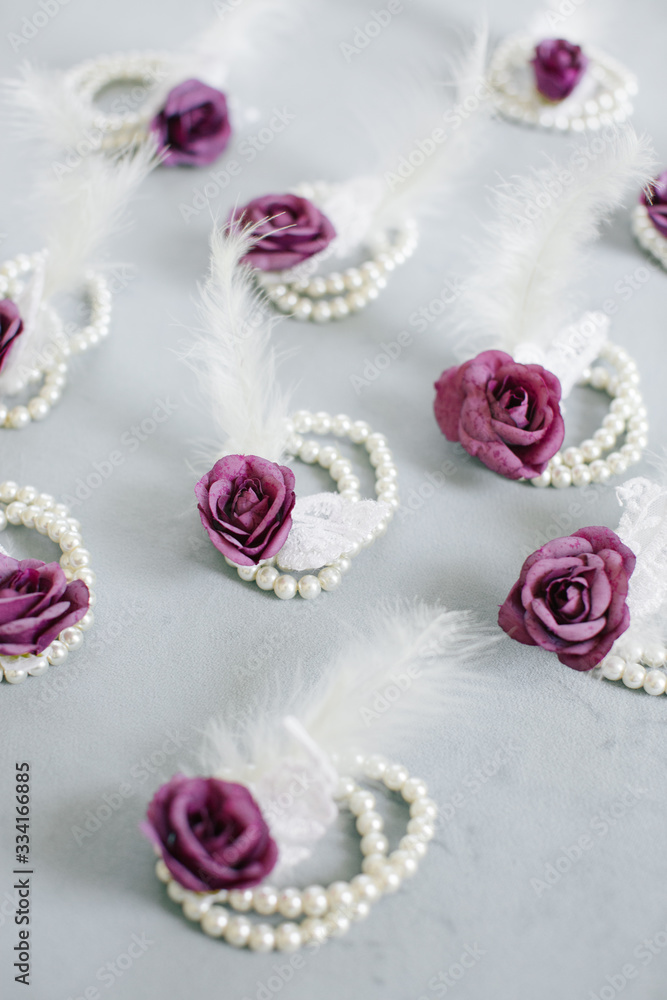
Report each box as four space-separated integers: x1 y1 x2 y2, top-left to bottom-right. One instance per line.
224 412 398 600
155 757 436 951
598 639 667 696
256 181 418 322
632 203 667 271
0 481 96 684
530 342 647 488
489 35 637 133
64 52 171 152
0 253 112 430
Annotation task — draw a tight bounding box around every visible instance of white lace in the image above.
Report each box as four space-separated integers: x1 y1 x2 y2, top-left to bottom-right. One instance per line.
616 476 667 625
277 492 391 572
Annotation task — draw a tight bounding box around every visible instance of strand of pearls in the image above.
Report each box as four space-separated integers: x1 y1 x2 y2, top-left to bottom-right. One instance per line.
155 756 436 952
1 254 111 430
632 204 667 271
597 638 667 696
530 343 647 488
225 412 398 600
64 52 171 151
0 482 96 684
489 35 637 132
256 222 418 323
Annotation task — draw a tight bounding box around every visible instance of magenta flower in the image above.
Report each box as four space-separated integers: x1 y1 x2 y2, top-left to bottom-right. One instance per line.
0 300 24 373
498 527 635 671
531 39 588 102
141 775 278 892
0 553 89 655
434 350 565 480
641 171 667 238
229 193 336 271
195 455 296 566
150 78 231 167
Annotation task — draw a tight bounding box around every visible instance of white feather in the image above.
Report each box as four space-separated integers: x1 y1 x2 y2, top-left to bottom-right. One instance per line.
39 139 160 297
200 601 495 783
182 221 291 466
2 63 90 153
453 124 656 360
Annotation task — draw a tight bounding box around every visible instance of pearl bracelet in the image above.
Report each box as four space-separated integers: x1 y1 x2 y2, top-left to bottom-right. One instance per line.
155 756 436 952
64 52 171 151
0 481 96 684
224 412 398 600
530 342 647 488
598 639 667 696
0 253 112 430
256 182 418 323
489 35 637 132
631 204 667 271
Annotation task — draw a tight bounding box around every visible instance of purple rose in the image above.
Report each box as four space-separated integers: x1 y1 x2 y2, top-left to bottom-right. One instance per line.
229 194 336 271
434 350 565 480
0 299 24 374
150 78 231 167
531 39 588 102
141 774 278 892
498 527 635 671
195 454 296 566
0 553 89 656
641 171 667 238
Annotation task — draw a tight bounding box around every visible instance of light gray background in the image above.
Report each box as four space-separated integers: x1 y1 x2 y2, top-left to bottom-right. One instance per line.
1 1 666 998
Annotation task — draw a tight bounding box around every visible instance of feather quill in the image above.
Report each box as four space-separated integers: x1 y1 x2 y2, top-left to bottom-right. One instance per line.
182 221 291 466
39 139 161 297
453 124 656 360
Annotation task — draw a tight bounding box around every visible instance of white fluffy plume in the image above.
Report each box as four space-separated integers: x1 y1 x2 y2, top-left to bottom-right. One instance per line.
373 18 490 229
182 221 291 465
2 63 90 153
39 139 160 297
453 124 656 360
200 602 495 783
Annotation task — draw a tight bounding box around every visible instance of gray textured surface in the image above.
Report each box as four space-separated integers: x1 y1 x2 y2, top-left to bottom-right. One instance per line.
1 0 667 998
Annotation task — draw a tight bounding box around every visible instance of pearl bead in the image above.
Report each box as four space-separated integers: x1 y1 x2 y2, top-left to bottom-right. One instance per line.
361 853 386 876
293 410 312 432
348 789 375 815
562 447 583 467
356 811 384 835
401 777 428 802
6 501 26 524
334 775 356 799
248 924 276 952
337 474 360 492
331 414 352 436
312 301 331 322
318 445 339 468
383 763 409 790
349 899 371 921
307 276 327 298
46 641 68 666
275 922 302 951
327 881 355 910
256 566 279 590
167 880 186 903
28 656 51 678
330 297 350 319
606 452 627 475
277 292 298 312
363 754 388 779
252 885 278 915
317 566 342 591
593 428 616 450
410 798 438 820
297 574 321 600
324 911 350 937
374 866 402 893
581 438 602 461
302 885 328 918
298 440 320 463
182 894 213 921
273 574 298 600
407 817 436 840
333 555 352 574
550 465 572 489
73 567 96 586
622 662 646 689
69 547 91 569
329 458 352 479
27 397 50 421
390 849 419 878
351 874 381 902
277 888 302 919
349 420 371 444
155 859 171 883
0 481 18 502
300 918 328 944
399 835 428 858
292 298 312 320
571 464 592 487
589 460 611 484
229 889 253 912
643 644 667 667
224 915 251 947
326 273 346 295
360 832 389 856
60 627 84 650
531 470 551 488
617 640 644 663
8 406 30 428
237 564 258 582
4 666 28 684
643 670 666 696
